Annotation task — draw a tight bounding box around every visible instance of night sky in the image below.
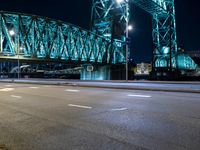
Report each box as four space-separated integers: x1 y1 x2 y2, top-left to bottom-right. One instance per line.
0 0 199 63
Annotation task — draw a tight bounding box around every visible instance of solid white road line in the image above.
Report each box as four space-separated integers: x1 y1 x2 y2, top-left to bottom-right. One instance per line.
11 95 22 99
111 108 128 111
127 94 152 98
68 104 92 109
65 89 80 92
0 88 15 92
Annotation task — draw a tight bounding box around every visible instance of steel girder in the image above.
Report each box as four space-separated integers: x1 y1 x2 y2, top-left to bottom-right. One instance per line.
0 11 124 64
132 0 168 15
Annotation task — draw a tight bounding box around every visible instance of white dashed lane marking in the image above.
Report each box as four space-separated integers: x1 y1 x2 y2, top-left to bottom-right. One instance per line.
68 104 92 109
111 108 128 111
65 89 80 92
29 87 39 89
0 88 15 92
4 85 13 87
43 85 52 88
11 95 22 99
127 94 152 98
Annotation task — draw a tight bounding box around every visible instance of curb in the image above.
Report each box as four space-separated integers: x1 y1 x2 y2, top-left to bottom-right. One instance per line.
1 80 200 94
69 84 200 94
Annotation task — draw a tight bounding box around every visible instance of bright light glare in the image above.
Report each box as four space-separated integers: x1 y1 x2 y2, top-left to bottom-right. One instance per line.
128 25 133 30
163 46 169 54
9 30 15 36
116 0 124 4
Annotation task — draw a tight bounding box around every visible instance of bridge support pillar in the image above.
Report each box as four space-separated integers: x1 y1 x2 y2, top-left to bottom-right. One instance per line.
80 65 110 80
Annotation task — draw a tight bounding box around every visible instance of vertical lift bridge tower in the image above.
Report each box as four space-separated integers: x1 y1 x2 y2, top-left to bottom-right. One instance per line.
91 0 197 79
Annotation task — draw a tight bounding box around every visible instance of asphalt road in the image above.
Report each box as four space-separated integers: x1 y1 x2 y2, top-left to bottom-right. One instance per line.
0 83 199 150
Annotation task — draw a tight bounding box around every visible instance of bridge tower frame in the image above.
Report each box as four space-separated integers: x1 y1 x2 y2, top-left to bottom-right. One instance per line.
91 0 178 71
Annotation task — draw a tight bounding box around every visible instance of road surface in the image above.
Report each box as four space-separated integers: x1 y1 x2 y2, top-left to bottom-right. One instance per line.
0 83 199 150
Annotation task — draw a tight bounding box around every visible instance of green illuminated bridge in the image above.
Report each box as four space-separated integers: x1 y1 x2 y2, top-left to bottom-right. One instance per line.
0 0 198 79
0 11 123 64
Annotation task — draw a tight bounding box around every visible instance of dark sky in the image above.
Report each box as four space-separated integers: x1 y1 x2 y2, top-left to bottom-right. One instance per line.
0 0 199 63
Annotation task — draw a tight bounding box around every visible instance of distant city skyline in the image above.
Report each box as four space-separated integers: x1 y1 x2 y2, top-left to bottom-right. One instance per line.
0 0 199 62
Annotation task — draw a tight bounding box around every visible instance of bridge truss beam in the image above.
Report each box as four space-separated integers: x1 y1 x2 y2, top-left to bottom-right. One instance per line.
0 11 124 64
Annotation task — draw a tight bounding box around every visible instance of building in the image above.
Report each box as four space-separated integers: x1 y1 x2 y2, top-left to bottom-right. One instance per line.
135 62 152 75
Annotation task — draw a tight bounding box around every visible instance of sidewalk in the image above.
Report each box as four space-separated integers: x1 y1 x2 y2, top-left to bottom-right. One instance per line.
1 78 200 93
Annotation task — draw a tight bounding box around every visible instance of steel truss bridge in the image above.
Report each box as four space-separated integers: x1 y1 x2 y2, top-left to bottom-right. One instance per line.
0 0 198 79
0 11 124 65
91 0 197 71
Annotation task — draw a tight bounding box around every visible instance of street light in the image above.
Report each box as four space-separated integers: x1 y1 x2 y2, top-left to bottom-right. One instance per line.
9 29 20 79
116 0 131 81
116 0 124 3
128 25 133 31
9 30 15 36
126 24 133 81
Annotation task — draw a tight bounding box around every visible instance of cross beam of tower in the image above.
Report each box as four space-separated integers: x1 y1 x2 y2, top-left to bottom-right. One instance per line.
132 0 168 15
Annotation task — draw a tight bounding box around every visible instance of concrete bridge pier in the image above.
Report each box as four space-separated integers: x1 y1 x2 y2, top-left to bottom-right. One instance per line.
80 65 110 80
